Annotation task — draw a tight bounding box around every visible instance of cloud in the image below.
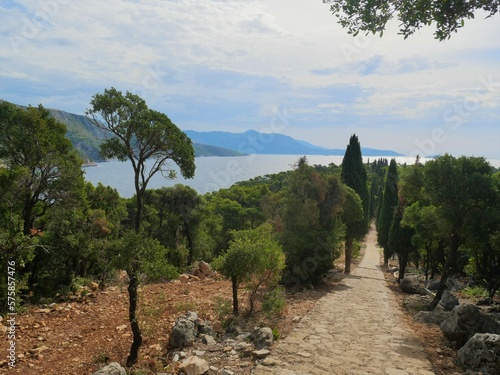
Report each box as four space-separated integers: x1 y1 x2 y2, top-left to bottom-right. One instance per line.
0 0 499 157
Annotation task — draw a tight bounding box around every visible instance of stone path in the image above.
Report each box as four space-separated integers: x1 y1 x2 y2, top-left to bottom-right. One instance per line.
253 225 435 375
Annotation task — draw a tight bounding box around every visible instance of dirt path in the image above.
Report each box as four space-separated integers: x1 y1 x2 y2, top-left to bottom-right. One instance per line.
253 225 435 375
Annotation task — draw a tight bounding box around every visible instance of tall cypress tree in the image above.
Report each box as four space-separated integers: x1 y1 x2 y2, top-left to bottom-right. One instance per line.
377 158 399 263
341 134 370 232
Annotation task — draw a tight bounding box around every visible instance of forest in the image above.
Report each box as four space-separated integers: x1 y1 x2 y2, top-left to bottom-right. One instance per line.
0 94 499 366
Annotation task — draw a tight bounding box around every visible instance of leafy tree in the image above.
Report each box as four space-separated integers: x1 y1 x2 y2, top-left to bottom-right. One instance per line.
0 101 85 236
342 186 365 273
0 102 85 300
377 158 399 263
143 185 204 267
323 0 499 40
341 134 370 232
423 155 497 309
402 202 444 280
212 224 285 315
86 88 195 366
280 157 345 286
388 199 416 283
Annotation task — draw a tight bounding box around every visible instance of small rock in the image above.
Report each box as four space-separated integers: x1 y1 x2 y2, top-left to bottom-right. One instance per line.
115 324 127 331
252 349 271 359
88 282 99 291
179 356 209 375
92 362 126 375
261 357 283 366
201 335 216 345
297 352 311 358
179 274 190 284
250 327 274 350
221 370 234 375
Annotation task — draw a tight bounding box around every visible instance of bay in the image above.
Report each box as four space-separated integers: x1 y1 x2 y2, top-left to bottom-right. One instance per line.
83 154 500 198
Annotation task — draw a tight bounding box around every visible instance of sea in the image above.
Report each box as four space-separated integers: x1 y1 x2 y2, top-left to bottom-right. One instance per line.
83 154 500 198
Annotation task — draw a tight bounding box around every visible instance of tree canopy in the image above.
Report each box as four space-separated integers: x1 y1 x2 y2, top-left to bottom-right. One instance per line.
323 0 499 40
86 88 196 366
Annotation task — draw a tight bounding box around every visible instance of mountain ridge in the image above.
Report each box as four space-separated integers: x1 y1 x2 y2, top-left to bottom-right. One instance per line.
184 129 403 157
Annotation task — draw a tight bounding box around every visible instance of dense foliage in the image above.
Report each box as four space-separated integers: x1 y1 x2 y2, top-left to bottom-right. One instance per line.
378 155 500 308
2 101 498 363
323 0 499 40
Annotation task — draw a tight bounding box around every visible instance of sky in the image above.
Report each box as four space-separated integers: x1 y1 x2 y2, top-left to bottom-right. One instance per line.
1 0 499 158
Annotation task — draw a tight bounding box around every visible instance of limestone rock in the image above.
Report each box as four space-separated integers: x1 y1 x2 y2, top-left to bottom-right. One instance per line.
414 309 451 325
201 334 216 345
250 327 274 350
169 311 199 349
198 320 214 336
179 356 209 375
426 279 441 291
198 261 213 276
441 304 482 348
179 274 190 284
439 290 459 311
400 275 427 295
457 333 500 374
253 349 271 359
92 362 126 375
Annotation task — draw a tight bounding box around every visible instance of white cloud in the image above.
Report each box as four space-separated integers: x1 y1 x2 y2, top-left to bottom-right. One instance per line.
0 0 499 157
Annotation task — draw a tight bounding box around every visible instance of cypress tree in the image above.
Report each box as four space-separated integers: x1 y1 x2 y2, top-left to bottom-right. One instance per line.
341 134 370 232
377 158 399 263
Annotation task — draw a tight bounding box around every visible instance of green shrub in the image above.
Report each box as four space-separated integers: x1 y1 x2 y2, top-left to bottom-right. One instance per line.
262 286 286 318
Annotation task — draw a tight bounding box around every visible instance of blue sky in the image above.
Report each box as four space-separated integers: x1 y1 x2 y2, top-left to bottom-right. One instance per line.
1 0 499 158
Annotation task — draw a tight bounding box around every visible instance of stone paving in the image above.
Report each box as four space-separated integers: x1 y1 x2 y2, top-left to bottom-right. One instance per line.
253 227 435 375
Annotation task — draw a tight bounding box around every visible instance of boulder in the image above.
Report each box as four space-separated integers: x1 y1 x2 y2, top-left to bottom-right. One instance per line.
198 261 212 276
169 311 199 349
92 362 126 375
441 304 482 348
400 275 427 295
457 333 500 374
198 320 214 336
402 295 433 314
179 356 209 375
441 304 500 349
439 290 459 311
250 327 274 350
414 307 451 325
426 279 441 291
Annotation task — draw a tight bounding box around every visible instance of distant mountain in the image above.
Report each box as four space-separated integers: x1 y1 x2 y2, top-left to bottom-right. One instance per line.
184 130 403 157
45 108 244 160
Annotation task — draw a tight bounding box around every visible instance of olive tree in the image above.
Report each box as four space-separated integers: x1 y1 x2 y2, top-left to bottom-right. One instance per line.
86 88 195 366
213 223 285 315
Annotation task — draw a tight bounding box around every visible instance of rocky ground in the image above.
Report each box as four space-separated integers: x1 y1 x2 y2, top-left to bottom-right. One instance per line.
1 251 490 375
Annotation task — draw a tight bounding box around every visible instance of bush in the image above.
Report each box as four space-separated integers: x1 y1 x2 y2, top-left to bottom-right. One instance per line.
262 286 286 318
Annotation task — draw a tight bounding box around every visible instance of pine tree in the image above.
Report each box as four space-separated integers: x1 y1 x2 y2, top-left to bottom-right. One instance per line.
341 134 370 232
377 158 399 263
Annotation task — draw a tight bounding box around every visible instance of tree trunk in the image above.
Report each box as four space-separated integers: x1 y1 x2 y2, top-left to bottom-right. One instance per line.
126 259 142 367
398 251 408 284
430 234 459 310
231 275 239 315
344 236 353 273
